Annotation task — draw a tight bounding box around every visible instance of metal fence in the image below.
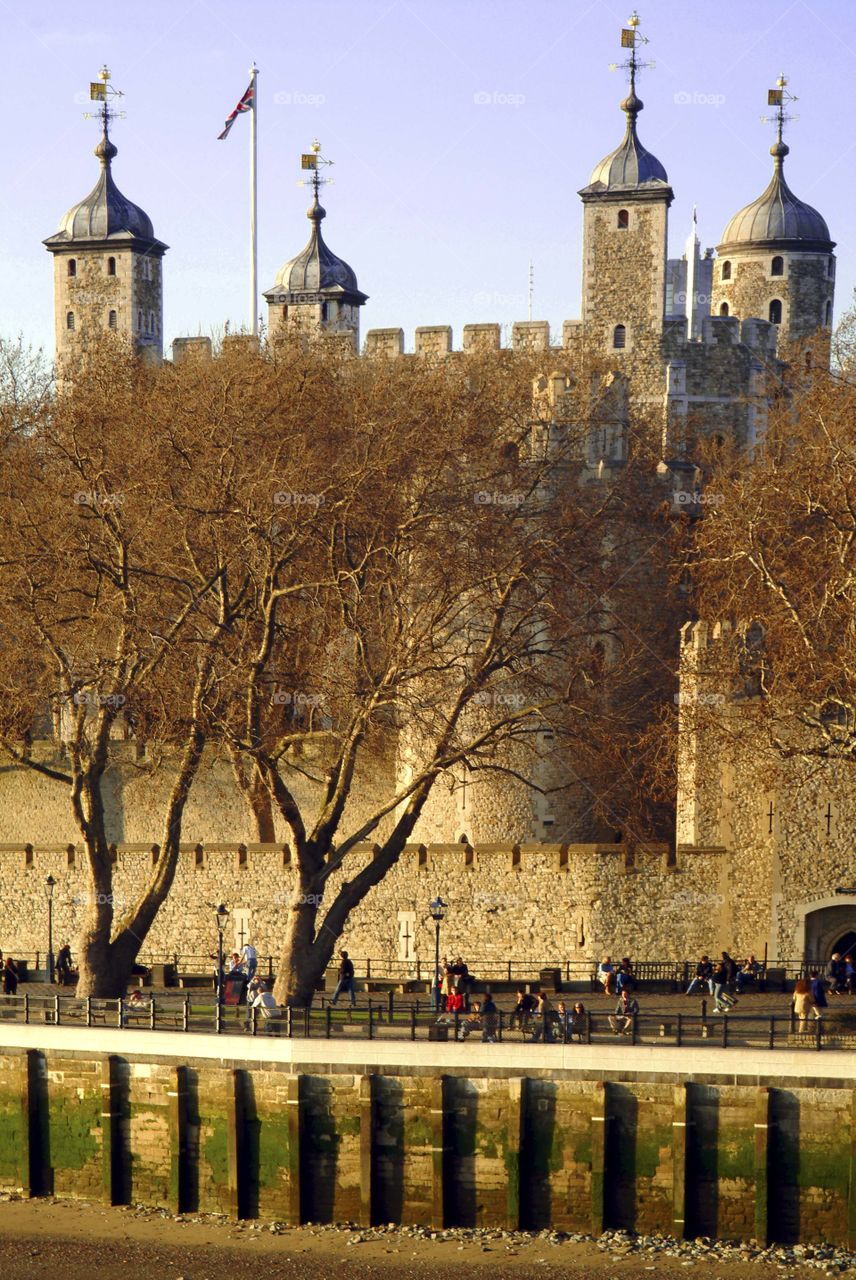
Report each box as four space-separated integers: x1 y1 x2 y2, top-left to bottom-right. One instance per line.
1 991 852 1051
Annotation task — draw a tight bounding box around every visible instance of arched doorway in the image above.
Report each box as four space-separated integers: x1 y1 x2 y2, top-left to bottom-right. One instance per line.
804 904 856 964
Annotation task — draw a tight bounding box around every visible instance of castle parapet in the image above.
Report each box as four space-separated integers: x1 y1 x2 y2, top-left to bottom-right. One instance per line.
462 323 502 352
512 321 550 351
414 325 452 356
701 315 740 346
172 337 213 363
739 317 777 354
364 328 404 358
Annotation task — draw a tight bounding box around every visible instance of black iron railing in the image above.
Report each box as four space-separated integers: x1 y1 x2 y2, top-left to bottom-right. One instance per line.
0 991 852 1051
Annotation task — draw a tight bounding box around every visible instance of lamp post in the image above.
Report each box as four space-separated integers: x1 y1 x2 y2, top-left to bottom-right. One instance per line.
215 903 230 1005
45 875 56 984
429 896 447 1012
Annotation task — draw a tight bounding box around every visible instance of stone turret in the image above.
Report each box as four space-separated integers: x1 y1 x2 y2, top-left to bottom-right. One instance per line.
264 141 367 350
44 67 167 367
712 75 835 347
578 14 673 357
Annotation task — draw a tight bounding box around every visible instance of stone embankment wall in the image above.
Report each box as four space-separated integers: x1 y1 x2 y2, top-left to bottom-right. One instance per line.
0 1038 853 1245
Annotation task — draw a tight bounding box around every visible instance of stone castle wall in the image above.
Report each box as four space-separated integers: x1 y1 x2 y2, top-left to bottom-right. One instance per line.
0 835 750 969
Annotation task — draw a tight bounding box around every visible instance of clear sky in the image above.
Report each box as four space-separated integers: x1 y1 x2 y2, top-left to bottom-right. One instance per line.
3 0 853 355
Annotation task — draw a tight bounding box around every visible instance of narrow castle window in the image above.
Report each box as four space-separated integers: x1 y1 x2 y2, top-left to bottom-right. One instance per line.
66 311 75 331
771 255 784 277
617 209 629 229
613 324 626 349
107 257 116 276
282 305 289 320
719 302 729 316
67 259 76 277
768 299 782 325
825 300 833 326
108 310 117 329
137 310 142 331
320 301 329 322
827 256 835 279
721 260 732 281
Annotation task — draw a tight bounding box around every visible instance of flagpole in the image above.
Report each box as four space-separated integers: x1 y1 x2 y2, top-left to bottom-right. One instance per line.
250 62 259 337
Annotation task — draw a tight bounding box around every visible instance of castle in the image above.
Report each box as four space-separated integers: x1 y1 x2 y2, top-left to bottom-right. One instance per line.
12 22 853 972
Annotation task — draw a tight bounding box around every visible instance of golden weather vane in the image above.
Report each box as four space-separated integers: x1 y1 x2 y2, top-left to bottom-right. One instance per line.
608 11 655 89
82 64 126 134
761 71 799 146
297 139 335 202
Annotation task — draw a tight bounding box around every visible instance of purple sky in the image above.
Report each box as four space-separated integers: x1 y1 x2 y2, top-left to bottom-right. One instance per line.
3 0 852 355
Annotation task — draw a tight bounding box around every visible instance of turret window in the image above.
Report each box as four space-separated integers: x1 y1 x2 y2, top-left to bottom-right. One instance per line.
719 302 729 316
825 300 833 326
768 299 782 325
613 324 626 350
67 259 76 278
721 260 732 281
827 257 835 279
66 311 75 331
137 310 142 331
617 209 629 229
108 310 117 330
107 257 116 276
320 302 328 322
771 256 784 277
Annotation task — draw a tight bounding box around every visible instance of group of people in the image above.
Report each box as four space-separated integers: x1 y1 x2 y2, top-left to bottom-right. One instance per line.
510 989 592 1042
685 952 760 1010
434 955 477 1014
595 956 636 996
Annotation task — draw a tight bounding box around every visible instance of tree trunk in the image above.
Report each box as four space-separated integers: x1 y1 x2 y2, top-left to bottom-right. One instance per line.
272 887 328 1007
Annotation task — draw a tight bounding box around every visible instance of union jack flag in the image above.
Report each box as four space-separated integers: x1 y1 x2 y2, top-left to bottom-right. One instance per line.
218 81 254 140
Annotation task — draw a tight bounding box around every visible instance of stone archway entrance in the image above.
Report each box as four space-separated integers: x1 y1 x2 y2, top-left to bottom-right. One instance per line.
804 904 856 964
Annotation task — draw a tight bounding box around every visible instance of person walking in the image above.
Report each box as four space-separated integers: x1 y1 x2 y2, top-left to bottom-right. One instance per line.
480 993 499 1043
331 949 356 1007
2 957 18 996
792 977 813 1033
809 969 828 1021
55 942 74 985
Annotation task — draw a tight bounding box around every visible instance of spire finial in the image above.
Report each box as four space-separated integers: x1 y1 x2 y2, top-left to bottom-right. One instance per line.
762 72 798 170
83 66 125 166
298 139 334 224
609 11 654 125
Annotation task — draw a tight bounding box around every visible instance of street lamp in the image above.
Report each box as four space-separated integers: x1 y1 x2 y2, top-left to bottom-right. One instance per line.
215 903 230 1005
429 896 447 1012
45 875 56 984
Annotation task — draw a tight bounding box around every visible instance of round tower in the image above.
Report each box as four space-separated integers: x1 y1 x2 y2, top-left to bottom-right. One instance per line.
264 141 367 350
712 75 835 346
43 67 167 368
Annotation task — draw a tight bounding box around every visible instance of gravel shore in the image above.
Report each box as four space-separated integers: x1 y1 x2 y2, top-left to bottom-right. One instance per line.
2 1198 856 1280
